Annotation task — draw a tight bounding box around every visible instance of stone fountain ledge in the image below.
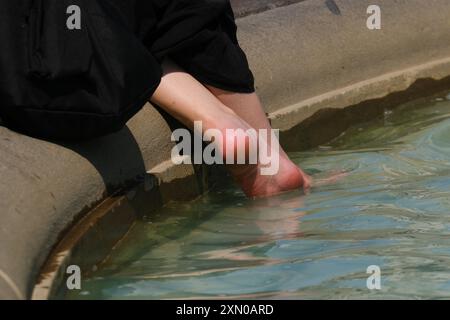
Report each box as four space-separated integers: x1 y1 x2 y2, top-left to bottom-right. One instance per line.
1 0 450 299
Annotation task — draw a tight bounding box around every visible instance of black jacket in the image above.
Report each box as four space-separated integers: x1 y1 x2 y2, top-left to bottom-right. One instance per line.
0 0 254 140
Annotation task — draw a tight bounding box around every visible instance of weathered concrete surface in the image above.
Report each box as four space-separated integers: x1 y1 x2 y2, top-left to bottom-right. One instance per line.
231 0 305 17
238 0 450 124
0 106 178 300
2 0 450 299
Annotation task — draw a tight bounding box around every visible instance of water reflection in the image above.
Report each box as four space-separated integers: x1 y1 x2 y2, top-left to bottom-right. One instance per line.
65 93 450 299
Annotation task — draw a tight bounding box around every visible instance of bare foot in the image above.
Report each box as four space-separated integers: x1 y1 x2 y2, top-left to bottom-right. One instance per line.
210 113 311 198
231 156 311 198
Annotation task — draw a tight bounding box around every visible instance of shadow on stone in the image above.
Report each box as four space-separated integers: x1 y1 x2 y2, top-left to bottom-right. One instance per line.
62 127 147 195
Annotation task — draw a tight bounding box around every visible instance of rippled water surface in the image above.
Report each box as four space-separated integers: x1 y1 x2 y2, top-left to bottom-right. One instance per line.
66 93 450 299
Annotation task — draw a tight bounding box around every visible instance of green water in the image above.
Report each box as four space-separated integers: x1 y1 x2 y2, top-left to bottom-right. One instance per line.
66 93 450 299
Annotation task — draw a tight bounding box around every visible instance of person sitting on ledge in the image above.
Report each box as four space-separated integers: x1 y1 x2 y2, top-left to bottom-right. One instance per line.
0 0 312 198
145 0 311 197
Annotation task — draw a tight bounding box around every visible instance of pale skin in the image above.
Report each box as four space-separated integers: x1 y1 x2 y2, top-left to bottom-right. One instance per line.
150 59 312 198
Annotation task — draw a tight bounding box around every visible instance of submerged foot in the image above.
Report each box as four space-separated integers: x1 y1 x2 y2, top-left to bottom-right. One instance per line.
232 157 311 198
210 115 311 198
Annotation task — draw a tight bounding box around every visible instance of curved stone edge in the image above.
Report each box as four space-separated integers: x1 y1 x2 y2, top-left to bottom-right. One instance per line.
32 161 211 300
0 270 24 300
1 0 450 299
239 0 450 114
271 57 450 130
